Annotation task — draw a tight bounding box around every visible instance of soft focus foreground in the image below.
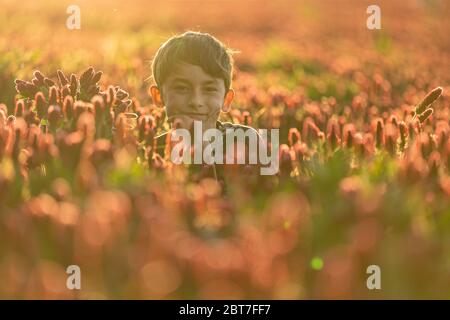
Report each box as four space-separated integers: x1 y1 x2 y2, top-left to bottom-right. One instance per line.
0 0 449 299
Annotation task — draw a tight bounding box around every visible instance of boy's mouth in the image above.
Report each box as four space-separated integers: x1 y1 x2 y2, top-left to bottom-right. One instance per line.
185 112 208 116
173 112 210 121
168 109 220 124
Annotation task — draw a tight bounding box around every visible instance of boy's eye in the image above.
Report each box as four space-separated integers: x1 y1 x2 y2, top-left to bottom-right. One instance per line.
205 87 218 92
173 85 190 92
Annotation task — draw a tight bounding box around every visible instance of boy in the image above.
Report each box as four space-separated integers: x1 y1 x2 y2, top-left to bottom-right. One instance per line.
149 31 278 180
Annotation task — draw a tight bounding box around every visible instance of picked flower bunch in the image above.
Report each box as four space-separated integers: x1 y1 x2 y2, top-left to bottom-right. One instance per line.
13 67 133 138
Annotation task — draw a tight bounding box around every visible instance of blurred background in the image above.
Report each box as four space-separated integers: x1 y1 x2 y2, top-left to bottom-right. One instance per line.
1 0 448 105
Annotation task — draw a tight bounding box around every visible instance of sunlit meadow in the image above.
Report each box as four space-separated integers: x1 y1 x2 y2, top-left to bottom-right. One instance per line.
0 0 449 299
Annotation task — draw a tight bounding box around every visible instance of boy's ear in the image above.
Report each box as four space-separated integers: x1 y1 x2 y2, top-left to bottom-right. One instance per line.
221 89 234 113
149 85 164 107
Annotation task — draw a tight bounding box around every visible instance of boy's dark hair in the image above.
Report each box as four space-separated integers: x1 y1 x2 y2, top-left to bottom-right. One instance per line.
151 31 238 92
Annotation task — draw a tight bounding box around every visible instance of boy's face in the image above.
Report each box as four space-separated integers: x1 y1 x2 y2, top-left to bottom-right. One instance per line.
150 61 234 131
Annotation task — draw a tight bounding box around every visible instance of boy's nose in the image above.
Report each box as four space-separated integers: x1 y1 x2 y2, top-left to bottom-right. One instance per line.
188 90 205 110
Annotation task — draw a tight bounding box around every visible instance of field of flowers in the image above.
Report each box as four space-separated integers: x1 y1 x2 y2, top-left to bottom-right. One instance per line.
0 0 449 299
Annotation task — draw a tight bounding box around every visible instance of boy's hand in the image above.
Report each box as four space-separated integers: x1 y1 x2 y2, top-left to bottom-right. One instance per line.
167 109 221 163
167 114 195 131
